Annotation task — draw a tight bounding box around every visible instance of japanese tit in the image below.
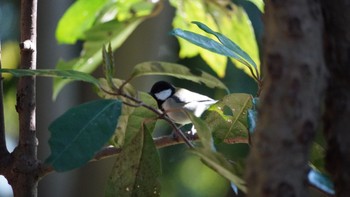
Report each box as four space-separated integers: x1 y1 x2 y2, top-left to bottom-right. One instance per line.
150 81 217 125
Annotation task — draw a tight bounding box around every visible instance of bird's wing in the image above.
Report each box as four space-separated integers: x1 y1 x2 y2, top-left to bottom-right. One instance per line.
172 88 215 104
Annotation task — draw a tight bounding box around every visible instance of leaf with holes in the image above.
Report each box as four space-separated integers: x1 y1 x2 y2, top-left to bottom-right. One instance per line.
105 125 161 197
205 93 252 144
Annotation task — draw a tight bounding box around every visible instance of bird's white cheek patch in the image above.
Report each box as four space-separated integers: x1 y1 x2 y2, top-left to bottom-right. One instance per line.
155 89 172 101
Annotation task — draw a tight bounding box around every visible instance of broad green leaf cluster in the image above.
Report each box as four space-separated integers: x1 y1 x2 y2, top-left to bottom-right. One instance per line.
0 46 257 195
0 0 334 195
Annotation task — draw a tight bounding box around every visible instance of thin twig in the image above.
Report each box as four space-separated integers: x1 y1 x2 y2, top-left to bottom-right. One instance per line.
38 134 247 177
0 41 9 155
100 87 195 148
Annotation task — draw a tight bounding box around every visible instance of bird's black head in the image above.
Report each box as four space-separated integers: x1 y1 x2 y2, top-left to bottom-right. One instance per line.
150 81 175 108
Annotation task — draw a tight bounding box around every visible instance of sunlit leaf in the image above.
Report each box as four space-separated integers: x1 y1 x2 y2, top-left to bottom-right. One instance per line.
310 142 326 174
53 19 144 99
170 0 260 78
205 93 252 144
56 0 109 44
106 125 161 197
0 68 100 87
46 99 122 172
244 0 264 12
129 61 228 91
1 41 20 80
192 21 259 78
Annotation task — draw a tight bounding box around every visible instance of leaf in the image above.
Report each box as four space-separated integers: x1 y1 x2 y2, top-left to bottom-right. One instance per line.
170 0 260 78
191 148 246 193
129 61 228 91
205 93 252 144
56 0 109 44
102 44 116 90
53 18 144 99
0 68 100 87
45 99 122 172
192 21 259 78
188 113 245 194
171 29 241 61
188 113 215 151
244 0 264 12
97 78 138 98
105 125 161 197
171 28 258 80
308 169 335 195
114 92 158 147
97 78 140 147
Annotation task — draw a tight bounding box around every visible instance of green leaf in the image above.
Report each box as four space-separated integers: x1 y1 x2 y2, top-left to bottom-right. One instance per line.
191 148 246 193
308 169 335 195
0 68 100 87
106 125 161 197
171 28 258 80
129 61 229 91
170 0 260 78
53 18 144 99
188 113 215 151
188 113 246 193
45 99 122 172
171 29 240 60
96 78 141 147
102 44 116 90
244 0 264 12
56 0 109 44
115 92 158 147
192 21 259 77
205 93 252 144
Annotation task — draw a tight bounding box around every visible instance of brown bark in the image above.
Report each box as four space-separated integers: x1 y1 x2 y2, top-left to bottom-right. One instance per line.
321 1 350 196
245 0 326 196
3 0 39 196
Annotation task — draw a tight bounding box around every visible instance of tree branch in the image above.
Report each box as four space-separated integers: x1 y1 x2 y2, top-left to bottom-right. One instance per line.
39 134 249 177
7 0 39 196
100 87 195 148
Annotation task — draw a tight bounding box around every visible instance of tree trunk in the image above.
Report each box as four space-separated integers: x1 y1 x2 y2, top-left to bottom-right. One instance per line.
321 0 350 196
245 0 326 196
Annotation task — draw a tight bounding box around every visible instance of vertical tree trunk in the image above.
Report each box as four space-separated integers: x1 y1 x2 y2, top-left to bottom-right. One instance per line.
245 0 326 196
321 1 350 196
8 0 39 196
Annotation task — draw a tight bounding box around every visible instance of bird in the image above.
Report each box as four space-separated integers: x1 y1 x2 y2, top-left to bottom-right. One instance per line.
150 81 217 125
